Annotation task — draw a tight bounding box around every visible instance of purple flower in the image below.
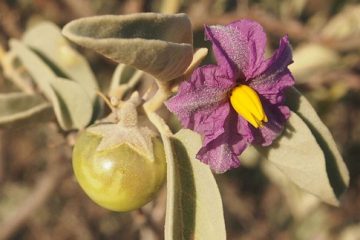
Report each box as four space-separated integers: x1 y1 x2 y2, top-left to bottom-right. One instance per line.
166 20 295 173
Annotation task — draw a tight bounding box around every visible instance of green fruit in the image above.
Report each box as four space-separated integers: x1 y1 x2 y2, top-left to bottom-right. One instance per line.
72 128 166 212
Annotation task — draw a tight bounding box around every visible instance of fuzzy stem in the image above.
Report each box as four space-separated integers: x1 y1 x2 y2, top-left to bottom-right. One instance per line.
143 84 177 239
143 84 172 135
109 68 144 100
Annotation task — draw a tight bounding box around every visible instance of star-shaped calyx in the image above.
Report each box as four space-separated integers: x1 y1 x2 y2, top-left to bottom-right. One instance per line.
88 93 157 162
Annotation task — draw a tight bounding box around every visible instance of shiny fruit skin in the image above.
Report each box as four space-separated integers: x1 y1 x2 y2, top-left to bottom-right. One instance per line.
72 130 166 212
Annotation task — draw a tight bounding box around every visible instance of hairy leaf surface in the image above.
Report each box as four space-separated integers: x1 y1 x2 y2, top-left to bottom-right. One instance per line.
164 129 226 240
62 13 193 82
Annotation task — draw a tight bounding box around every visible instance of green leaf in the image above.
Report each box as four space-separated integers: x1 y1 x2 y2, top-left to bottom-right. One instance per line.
22 22 99 103
9 40 93 130
0 92 52 126
261 159 321 219
286 87 349 202
62 13 193 82
258 111 344 206
51 77 94 130
165 129 226 240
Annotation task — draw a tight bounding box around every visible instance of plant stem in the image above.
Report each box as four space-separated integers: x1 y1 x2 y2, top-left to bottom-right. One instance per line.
109 67 144 100
143 84 177 240
143 86 173 137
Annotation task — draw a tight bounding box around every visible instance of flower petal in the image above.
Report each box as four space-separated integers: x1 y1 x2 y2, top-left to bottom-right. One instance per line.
236 114 254 145
197 102 231 143
197 137 244 173
252 98 291 146
205 20 267 79
168 19 296 173
246 36 294 145
166 65 233 130
197 110 250 173
250 36 294 95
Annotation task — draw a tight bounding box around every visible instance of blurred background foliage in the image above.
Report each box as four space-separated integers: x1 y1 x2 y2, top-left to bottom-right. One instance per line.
0 0 359 239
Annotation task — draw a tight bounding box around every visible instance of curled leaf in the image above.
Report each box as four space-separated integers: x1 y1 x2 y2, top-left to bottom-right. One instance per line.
10 40 93 130
62 13 193 82
22 21 99 103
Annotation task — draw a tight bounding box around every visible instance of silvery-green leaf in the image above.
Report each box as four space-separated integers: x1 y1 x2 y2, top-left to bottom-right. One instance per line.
22 21 99 103
286 87 349 202
62 13 193 82
258 112 343 206
10 40 56 96
51 77 94 130
9 40 93 130
165 129 226 240
0 92 52 126
261 159 320 219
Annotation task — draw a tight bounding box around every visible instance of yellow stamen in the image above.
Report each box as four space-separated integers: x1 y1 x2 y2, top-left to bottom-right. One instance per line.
230 85 268 128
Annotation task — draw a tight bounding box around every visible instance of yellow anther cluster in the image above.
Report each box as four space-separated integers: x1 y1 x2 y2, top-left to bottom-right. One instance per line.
230 85 268 128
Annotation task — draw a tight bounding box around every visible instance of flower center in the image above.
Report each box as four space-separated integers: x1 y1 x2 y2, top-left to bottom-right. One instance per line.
230 85 268 128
